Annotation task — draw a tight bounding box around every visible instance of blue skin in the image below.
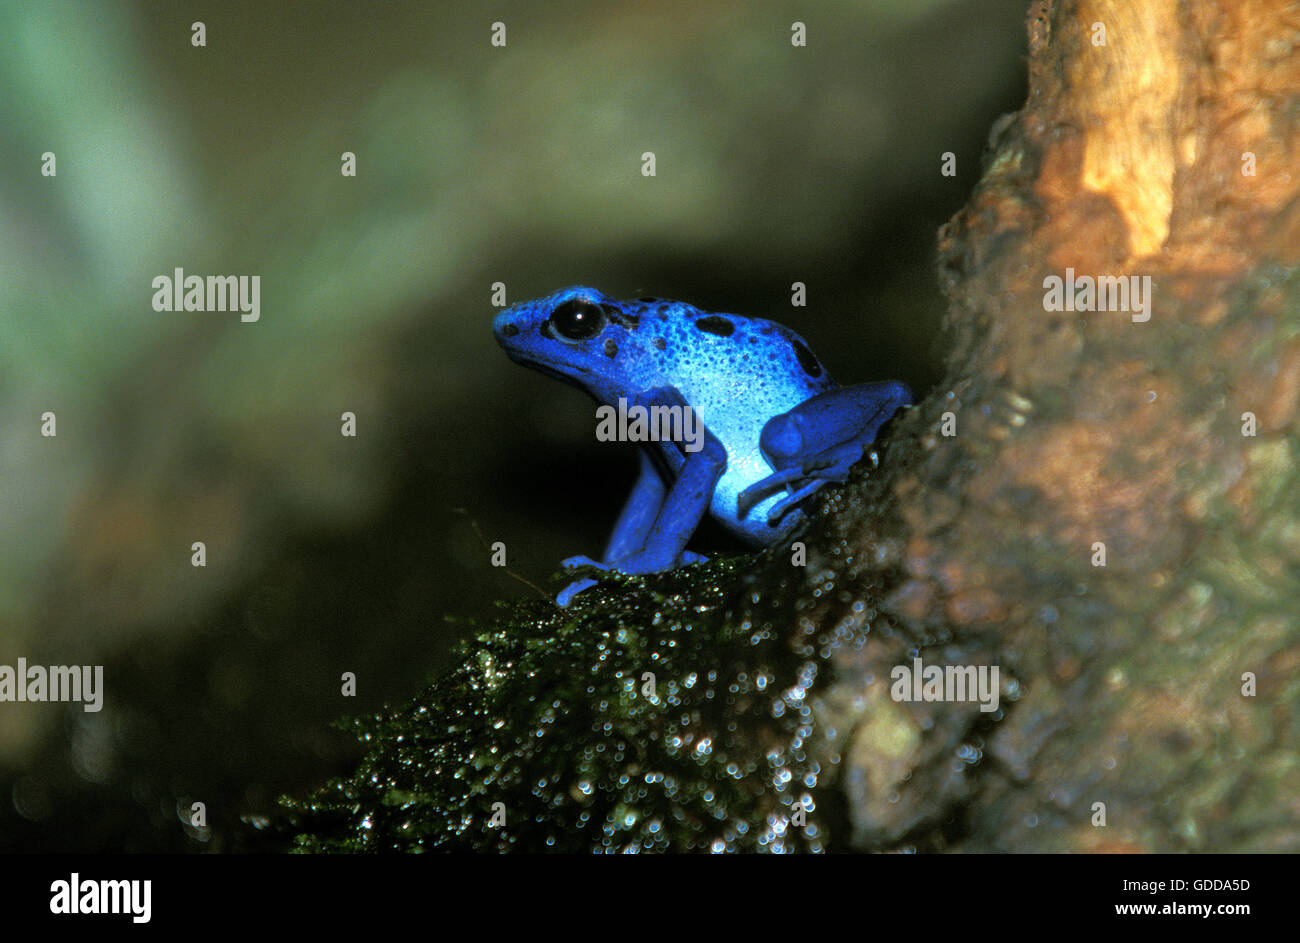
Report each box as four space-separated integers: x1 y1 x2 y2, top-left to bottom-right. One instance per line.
494 287 912 606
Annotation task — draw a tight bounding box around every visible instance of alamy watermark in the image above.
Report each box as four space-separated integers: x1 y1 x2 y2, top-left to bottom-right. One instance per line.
50 873 150 923
595 397 703 452
1042 268 1151 322
890 657 1000 713
151 267 260 322
0 658 103 712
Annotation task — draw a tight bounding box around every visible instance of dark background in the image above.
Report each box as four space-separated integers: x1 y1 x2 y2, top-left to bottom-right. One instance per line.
0 0 1026 851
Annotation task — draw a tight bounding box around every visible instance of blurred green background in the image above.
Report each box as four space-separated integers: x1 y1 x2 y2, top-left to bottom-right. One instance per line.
0 0 1026 851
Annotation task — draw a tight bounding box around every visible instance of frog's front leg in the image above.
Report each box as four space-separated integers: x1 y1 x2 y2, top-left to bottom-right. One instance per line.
600 447 667 561
557 447 667 606
557 387 725 606
737 380 912 523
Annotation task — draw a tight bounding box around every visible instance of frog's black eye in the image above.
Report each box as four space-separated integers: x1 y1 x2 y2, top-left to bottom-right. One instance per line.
549 298 606 343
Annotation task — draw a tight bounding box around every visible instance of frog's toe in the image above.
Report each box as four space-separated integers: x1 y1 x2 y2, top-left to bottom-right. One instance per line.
556 578 599 607
679 550 709 565
737 468 804 520
561 554 606 571
764 480 828 525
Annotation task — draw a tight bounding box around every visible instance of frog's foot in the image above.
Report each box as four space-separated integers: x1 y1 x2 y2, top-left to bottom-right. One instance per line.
556 550 705 606
736 467 811 522
556 556 611 606
738 454 867 527
556 577 600 607
604 546 686 575
762 479 834 525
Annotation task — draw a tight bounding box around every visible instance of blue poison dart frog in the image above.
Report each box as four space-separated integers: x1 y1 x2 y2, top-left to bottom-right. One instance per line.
494 287 912 606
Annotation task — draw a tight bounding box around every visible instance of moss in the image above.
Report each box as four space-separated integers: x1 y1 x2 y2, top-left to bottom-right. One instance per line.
282 554 840 852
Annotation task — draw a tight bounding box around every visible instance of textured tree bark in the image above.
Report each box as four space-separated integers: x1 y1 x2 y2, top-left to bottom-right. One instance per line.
820 0 1300 851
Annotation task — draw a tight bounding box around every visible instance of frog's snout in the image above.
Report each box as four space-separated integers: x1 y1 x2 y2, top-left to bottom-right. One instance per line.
492 309 521 346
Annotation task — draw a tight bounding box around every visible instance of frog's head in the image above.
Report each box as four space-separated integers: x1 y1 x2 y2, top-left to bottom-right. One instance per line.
494 286 651 404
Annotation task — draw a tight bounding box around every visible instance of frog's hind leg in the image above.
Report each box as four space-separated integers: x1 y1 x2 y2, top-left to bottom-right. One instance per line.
738 380 912 525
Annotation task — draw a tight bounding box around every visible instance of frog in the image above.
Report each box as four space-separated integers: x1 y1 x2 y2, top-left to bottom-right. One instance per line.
493 286 912 606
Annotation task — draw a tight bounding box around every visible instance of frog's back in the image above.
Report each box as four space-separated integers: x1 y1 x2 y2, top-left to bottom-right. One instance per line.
626 298 837 544
622 297 834 403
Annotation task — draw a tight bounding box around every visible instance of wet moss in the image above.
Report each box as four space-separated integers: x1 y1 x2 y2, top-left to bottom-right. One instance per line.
282 555 840 852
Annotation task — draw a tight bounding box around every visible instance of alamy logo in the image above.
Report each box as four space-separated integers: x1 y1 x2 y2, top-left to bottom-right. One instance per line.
890 657 1000 713
0 659 103 712
595 397 703 453
1042 267 1151 322
50 873 150 923
151 267 260 322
